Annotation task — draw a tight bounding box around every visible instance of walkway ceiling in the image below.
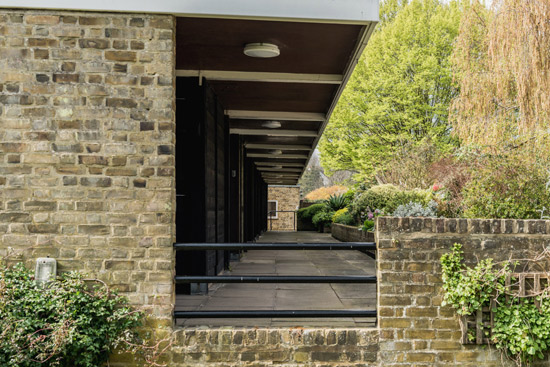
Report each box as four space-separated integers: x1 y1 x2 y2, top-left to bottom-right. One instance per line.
176 11 378 185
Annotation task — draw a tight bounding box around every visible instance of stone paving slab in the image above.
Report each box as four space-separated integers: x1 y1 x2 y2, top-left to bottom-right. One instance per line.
176 231 377 327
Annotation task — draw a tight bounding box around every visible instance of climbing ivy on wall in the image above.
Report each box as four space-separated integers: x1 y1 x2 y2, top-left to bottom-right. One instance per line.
441 244 550 366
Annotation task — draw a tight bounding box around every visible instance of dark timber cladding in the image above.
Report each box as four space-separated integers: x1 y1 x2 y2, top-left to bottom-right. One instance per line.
175 78 267 293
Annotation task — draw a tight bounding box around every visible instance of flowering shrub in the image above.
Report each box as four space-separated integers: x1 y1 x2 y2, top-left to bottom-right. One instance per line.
361 209 384 232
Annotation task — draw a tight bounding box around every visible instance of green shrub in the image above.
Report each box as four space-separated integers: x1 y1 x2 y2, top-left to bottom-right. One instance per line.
0 263 149 367
297 203 327 229
349 184 433 222
362 219 375 232
297 203 326 221
462 158 550 219
392 200 438 217
312 210 334 228
332 208 355 225
343 189 355 203
325 194 349 211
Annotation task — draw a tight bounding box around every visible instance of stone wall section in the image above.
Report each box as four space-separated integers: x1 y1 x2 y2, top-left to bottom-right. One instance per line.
268 185 300 231
0 10 176 324
376 217 550 366
171 327 379 366
332 223 375 242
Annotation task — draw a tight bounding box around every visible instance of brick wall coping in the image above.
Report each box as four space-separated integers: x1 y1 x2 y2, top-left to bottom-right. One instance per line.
171 327 380 366
174 326 378 332
377 217 550 235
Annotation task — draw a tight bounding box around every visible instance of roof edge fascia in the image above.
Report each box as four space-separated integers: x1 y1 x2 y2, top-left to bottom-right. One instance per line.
0 0 379 24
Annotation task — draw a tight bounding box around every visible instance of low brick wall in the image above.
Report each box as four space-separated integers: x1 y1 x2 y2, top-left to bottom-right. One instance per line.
376 217 550 366
170 327 379 366
332 223 374 242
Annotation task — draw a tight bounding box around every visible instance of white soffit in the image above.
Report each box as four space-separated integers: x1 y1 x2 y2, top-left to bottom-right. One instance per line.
0 0 379 24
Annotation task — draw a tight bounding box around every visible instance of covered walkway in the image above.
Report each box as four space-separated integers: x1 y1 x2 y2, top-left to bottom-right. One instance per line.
175 231 376 327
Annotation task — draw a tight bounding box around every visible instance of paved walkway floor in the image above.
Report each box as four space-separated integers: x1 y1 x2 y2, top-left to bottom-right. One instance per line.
175 231 377 328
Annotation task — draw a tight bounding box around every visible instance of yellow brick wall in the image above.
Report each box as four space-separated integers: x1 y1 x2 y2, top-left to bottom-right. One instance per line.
0 8 175 321
267 186 300 231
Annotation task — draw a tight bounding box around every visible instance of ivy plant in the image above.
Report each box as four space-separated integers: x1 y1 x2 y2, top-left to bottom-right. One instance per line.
0 262 160 367
441 244 550 365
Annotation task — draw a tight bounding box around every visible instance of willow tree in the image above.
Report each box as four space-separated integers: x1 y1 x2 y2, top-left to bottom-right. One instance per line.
451 0 550 155
452 0 550 219
319 0 462 182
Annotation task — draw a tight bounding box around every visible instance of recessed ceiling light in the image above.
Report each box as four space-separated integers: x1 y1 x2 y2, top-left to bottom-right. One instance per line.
269 149 282 155
244 43 280 58
261 120 282 129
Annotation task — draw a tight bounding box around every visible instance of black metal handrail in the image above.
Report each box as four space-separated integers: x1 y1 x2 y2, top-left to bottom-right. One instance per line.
174 242 376 251
174 310 377 318
175 275 377 283
174 241 377 320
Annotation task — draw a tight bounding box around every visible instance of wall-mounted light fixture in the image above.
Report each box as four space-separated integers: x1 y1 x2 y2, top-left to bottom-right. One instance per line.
244 43 280 58
35 257 57 287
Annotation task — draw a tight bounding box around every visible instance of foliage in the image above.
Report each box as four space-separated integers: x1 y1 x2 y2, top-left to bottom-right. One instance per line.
460 154 550 219
332 208 355 226
319 0 461 182
312 209 334 228
304 185 348 201
343 189 355 204
441 244 507 316
0 263 146 367
297 203 328 229
428 155 471 217
362 220 375 232
493 298 550 364
325 194 349 212
349 184 433 222
361 209 385 232
451 0 550 158
298 165 324 198
392 200 438 217
374 139 448 190
441 244 550 365
297 203 326 221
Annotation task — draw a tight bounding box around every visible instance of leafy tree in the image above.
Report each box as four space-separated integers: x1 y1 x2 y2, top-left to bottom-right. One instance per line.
319 0 461 182
451 0 550 157
450 0 550 219
298 166 324 197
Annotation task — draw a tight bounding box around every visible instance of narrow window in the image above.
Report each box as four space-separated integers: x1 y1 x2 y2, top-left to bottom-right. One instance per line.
268 200 278 219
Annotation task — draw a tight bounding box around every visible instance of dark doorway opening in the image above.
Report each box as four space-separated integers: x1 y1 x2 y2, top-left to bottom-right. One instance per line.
175 77 267 294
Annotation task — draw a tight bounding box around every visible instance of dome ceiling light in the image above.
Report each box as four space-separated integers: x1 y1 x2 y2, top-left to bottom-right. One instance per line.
243 43 280 58
261 120 282 129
